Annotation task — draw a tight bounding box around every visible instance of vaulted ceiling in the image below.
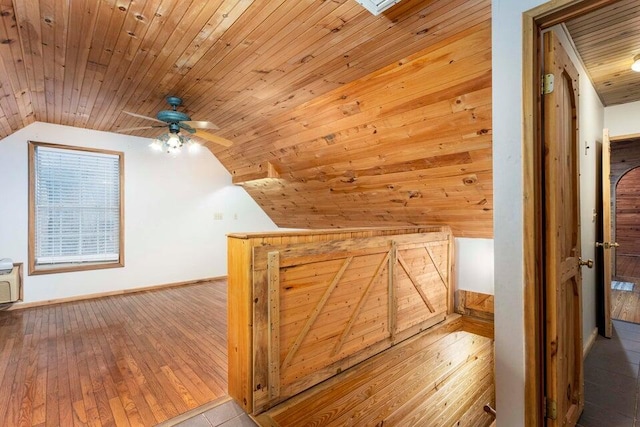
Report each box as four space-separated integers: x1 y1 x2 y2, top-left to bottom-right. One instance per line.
0 0 493 237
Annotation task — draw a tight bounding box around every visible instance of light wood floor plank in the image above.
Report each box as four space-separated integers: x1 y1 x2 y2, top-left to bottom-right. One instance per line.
0 280 228 427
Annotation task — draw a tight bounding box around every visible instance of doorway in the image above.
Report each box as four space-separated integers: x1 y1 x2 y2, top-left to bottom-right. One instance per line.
610 137 640 323
522 0 625 425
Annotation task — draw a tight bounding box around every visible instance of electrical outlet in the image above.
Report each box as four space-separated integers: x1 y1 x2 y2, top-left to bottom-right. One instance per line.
214 212 223 220
234 213 238 220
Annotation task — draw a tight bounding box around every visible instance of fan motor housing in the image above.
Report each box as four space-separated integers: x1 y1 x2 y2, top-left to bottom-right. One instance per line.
157 110 191 123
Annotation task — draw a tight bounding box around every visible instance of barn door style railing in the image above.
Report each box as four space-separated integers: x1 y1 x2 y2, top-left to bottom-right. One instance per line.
251 232 451 412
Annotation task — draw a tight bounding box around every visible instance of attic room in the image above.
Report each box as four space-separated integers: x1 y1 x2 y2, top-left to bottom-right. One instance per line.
0 0 639 426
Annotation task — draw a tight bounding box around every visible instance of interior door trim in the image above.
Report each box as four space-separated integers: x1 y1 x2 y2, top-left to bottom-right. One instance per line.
522 0 621 425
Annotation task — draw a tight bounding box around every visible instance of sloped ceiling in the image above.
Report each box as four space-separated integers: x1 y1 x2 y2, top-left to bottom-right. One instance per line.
0 0 492 237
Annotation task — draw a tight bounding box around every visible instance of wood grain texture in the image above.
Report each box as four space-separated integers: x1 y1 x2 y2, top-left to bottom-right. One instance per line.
232 18 493 237
565 0 640 106
601 129 613 337
617 255 640 280
615 168 640 258
542 30 583 427
521 2 622 425
0 0 492 238
227 226 452 414
0 280 228 427
611 273 640 324
253 230 451 411
456 289 494 321
610 137 640 278
256 315 495 427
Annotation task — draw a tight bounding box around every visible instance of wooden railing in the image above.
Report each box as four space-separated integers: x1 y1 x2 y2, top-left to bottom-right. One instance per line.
227 227 453 414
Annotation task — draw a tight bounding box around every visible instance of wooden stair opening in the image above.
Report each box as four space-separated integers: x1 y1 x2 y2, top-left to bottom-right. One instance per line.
227 227 496 426
254 315 495 426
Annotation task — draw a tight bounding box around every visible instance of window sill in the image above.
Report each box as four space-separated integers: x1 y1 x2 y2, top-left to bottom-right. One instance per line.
29 260 124 276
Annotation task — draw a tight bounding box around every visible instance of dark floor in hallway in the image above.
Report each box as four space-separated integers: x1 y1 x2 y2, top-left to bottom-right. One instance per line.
578 320 640 427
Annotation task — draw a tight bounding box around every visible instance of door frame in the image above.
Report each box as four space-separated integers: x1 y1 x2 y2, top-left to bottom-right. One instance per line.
522 0 620 425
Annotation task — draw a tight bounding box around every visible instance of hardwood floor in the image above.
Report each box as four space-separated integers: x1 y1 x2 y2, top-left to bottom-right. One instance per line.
255 316 495 427
613 255 640 324
0 280 228 427
612 286 640 324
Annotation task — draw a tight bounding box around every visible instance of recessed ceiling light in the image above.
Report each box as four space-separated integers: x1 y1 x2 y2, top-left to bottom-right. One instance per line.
632 54 640 72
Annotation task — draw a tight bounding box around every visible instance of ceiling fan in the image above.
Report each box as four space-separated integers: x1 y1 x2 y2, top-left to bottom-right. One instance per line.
116 96 233 153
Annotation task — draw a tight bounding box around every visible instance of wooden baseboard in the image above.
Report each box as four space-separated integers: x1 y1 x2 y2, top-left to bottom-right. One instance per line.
461 315 494 339
583 327 598 359
4 276 227 311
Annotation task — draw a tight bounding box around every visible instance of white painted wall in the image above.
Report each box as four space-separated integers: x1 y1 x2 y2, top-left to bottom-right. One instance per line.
0 122 278 303
493 3 545 424
493 3 605 424
455 238 494 294
605 100 640 137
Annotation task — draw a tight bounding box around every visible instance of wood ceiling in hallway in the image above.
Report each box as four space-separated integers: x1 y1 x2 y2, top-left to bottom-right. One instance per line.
0 0 492 237
565 0 640 106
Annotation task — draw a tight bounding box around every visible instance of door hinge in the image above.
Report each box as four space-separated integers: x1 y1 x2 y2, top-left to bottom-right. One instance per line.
542 73 555 94
545 397 557 420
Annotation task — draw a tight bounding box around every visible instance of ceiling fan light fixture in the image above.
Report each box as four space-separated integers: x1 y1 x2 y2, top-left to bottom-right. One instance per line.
151 131 193 154
632 54 640 72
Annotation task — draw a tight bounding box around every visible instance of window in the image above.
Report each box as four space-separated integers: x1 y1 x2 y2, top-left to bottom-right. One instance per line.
28 142 124 274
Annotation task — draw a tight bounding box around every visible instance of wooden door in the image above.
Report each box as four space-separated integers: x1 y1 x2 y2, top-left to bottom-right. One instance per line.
601 129 613 337
542 31 584 426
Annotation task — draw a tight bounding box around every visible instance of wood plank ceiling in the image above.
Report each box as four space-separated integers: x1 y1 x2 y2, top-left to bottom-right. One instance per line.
565 0 640 106
0 0 492 237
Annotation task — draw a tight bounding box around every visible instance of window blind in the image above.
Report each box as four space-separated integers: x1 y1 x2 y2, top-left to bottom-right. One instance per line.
34 146 121 265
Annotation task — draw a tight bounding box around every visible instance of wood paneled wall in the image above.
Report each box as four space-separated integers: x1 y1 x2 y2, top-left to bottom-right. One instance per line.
230 20 492 237
615 167 640 257
610 138 640 273
611 138 640 183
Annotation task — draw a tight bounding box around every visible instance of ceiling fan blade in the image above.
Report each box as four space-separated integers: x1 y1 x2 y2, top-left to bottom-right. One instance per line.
115 126 156 133
183 120 219 130
122 111 166 124
194 130 233 147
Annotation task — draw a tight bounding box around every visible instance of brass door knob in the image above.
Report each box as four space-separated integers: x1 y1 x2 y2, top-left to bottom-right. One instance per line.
579 258 594 268
595 242 620 249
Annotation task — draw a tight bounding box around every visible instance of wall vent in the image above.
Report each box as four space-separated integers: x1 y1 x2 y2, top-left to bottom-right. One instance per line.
355 0 403 16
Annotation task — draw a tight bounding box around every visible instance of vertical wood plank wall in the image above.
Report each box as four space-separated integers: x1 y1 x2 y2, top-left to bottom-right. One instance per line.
610 138 640 276
616 168 640 258
227 226 453 414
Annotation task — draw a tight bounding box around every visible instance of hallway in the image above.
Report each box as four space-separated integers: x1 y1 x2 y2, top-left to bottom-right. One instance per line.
578 320 640 426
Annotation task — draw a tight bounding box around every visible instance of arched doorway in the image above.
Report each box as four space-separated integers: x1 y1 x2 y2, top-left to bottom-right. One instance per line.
612 166 640 322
